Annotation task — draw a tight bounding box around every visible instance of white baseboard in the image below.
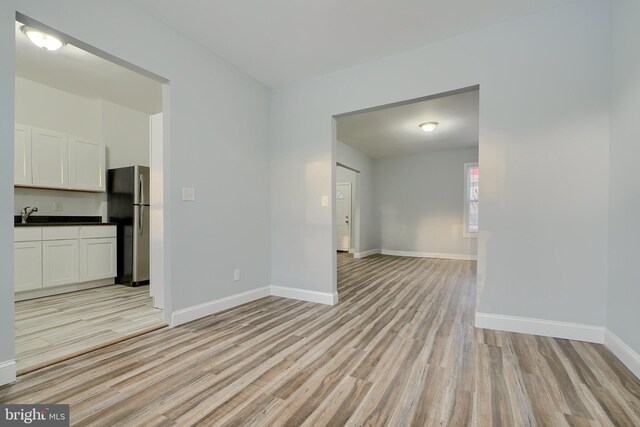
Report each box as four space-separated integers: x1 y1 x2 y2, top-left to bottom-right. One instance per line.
474 312 605 343
172 285 338 326
605 329 640 379
353 249 381 259
381 249 477 261
0 360 16 386
172 286 271 326
271 285 338 305
15 278 114 302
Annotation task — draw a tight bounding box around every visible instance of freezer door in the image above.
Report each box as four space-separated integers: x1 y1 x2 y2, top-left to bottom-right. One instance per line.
133 204 150 284
134 165 150 206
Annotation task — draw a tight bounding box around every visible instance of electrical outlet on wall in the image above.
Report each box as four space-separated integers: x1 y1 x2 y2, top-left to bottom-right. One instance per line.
53 201 63 211
234 269 241 281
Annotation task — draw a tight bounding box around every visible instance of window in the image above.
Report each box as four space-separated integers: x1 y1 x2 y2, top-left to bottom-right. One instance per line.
464 163 479 237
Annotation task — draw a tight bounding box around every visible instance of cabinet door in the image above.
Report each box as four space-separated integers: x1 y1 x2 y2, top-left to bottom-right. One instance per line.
69 136 106 192
14 124 32 186
14 241 42 292
32 128 69 189
79 237 116 282
42 239 79 287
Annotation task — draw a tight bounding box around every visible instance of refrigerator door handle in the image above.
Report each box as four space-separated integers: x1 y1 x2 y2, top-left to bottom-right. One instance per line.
139 174 145 205
139 205 144 235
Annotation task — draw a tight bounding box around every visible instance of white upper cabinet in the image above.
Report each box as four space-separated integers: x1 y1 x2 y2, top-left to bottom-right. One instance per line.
31 127 69 189
69 136 106 192
15 124 106 192
14 124 32 186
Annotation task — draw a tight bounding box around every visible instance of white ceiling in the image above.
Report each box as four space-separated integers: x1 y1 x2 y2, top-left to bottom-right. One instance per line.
130 0 574 87
15 22 162 114
336 89 479 159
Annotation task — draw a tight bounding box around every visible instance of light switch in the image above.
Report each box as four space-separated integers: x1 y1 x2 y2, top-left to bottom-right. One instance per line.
321 195 329 207
182 187 196 201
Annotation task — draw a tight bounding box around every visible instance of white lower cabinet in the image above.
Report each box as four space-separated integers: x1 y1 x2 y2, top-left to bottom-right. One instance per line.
14 241 43 292
80 238 117 282
42 239 79 287
15 225 117 297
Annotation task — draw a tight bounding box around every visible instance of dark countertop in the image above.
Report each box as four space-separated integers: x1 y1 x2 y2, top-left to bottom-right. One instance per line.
15 222 117 227
14 215 116 227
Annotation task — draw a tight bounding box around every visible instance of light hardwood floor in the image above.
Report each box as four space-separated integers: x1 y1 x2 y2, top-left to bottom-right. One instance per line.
15 285 165 374
1 253 639 426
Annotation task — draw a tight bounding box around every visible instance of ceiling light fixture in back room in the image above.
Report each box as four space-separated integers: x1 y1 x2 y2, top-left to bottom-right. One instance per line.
21 25 65 51
419 121 438 132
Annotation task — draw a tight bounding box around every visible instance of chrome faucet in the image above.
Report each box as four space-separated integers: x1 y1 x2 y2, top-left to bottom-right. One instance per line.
21 206 38 224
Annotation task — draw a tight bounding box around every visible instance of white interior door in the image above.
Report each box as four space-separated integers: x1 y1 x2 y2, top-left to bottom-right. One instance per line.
336 183 352 251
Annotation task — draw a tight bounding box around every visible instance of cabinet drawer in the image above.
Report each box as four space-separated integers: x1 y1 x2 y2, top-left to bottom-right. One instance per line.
42 226 79 241
14 227 42 242
80 225 116 239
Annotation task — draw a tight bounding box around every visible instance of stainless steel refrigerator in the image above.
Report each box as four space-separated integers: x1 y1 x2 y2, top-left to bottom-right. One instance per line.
107 165 150 286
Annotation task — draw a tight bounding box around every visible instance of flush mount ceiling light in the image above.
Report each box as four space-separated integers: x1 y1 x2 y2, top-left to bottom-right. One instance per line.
21 25 65 51
419 122 438 133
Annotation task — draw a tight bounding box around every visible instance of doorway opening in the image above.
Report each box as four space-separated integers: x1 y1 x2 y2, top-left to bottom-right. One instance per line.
332 86 480 299
12 13 171 374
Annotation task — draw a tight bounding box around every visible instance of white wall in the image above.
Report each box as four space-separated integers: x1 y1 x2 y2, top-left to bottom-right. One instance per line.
270 0 610 326
375 148 478 258
608 0 640 357
101 99 150 169
336 141 378 253
0 3 16 380
1 0 270 380
14 187 104 217
15 76 101 139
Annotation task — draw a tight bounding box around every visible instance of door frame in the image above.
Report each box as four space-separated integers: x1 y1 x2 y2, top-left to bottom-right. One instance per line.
12 14 173 323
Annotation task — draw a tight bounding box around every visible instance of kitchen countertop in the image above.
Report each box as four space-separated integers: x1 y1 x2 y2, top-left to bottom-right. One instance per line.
14 215 117 227
15 222 117 227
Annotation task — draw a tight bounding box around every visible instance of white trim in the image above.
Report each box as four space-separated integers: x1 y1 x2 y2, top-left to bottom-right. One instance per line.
474 312 605 343
0 360 16 386
171 287 270 326
605 329 640 379
475 313 640 379
14 279 114 302
353 248 381 259
271 286 338 305
381 249 477 261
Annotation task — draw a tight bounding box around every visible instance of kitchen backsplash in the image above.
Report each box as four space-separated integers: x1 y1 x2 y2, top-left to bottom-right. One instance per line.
14 187 107 219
